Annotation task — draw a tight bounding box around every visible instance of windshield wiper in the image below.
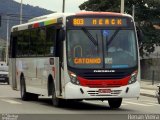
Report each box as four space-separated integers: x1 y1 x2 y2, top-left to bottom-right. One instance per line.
82 27 98 46
106 29 120 46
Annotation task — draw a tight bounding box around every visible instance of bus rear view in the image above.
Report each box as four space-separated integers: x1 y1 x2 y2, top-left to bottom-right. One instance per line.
65 12 140 108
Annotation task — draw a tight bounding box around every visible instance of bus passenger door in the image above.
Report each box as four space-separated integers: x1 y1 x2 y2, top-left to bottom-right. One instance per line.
43 26 62 96
55 28 64 96
28 29 41 92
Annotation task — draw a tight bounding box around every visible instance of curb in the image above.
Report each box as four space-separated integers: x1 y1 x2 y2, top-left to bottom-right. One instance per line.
140 93 156 98
141 87 157 90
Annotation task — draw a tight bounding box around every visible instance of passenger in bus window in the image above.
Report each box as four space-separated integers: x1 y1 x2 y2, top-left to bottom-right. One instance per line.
108 40 123 53
107 32 134 66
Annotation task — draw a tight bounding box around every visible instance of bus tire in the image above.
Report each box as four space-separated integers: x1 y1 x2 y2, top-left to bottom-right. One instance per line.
20 76 38 101
158 97 160 104
7 79 9 85
75 99 83 102
20 75 29 101
30 93 39 101
108 98 122 109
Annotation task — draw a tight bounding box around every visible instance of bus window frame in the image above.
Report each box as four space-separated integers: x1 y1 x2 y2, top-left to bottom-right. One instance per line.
66 27 138 70
11 23 63 58
10 32 17 58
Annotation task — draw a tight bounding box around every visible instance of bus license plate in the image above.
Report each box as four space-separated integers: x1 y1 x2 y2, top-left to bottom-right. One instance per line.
98 89 111 93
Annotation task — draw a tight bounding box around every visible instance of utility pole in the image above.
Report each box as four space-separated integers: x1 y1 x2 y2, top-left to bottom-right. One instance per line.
132 5 135 20
121 0 125 13
62 0 65 13
6 15 9 64
20 0 23 24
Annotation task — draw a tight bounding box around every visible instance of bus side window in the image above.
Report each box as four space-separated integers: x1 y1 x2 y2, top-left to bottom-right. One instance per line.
37 28 46 56
46 26 56 56
22 30 29 57
10 33 17 58
16 31 23 57
30 29 38 56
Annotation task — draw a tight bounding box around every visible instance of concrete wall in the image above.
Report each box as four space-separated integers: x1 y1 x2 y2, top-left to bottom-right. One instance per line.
141 58 160 81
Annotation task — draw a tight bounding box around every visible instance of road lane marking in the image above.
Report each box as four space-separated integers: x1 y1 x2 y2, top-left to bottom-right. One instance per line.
121 104 127 106
139 100 157 103
123 101 152 107
1 99 22 104
124 100 159 106
144 102 160 106
124 100 156 103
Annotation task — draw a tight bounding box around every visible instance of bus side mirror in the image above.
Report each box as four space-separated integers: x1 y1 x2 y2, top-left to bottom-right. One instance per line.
58 29 65 41
136 27 143 43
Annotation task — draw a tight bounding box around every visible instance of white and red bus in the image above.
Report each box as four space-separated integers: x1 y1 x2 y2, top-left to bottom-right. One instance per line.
9 12 140 108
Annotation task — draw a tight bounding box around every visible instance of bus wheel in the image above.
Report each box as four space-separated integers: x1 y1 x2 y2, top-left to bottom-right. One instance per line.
51 84 62 107
75 99 83 102
20 76 29 101
30 93 38 101
108 98 122 109
7 80 9 85
158 97 160 104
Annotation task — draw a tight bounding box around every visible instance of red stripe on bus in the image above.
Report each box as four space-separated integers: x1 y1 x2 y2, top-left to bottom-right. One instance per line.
33 23 39 28
77 76 130 88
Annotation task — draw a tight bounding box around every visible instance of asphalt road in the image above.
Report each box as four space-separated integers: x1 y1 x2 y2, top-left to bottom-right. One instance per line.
0 83 160 120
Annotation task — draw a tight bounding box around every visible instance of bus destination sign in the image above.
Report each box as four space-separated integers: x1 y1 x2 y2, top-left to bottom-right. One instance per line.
71 17 128 27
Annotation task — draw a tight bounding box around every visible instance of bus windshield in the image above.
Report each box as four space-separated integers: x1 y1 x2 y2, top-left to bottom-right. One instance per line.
67 29 137 69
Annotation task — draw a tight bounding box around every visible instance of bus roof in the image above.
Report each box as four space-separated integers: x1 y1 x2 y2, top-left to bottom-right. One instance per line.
11 13 74 32
11 12 133 32
76 11 124 16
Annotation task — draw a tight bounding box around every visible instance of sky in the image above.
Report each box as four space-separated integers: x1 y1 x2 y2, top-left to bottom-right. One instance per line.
14 0 87 13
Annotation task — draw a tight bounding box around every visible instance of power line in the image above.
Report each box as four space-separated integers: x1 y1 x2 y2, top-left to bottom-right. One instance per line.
0 12 36 16
1 18 27 22
0 13 37 19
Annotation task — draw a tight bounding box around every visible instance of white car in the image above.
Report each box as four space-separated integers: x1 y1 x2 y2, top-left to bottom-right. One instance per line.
0 61 9 84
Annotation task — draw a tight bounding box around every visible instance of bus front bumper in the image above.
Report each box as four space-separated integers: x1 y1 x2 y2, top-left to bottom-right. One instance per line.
64 81 140 99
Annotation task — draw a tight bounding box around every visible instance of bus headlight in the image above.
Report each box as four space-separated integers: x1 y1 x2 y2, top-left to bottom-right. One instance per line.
68 71 80 85
128 71 138 84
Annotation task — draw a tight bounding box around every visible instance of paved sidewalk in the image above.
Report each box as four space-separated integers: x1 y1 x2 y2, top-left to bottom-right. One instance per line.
140 80 159 97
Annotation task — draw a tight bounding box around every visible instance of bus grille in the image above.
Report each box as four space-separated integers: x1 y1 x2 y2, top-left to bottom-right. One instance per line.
84 84 121 88
82 72 127 80
87 90 122 96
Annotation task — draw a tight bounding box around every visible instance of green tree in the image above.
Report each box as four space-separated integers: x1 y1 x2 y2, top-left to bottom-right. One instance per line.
79 0 160 57
1 47 6 61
